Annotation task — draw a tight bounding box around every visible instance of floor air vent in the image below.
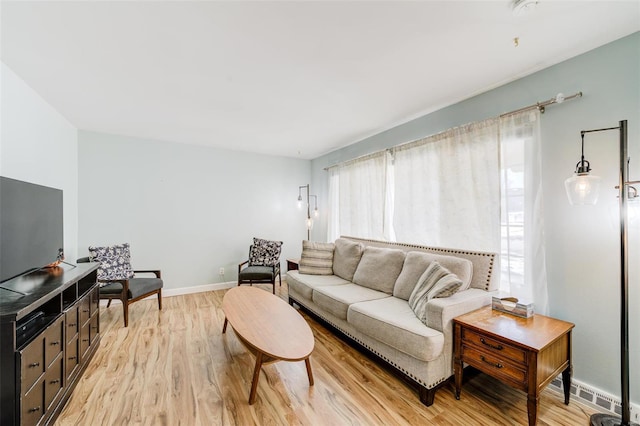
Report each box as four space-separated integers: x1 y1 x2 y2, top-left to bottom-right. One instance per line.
548 375 638 421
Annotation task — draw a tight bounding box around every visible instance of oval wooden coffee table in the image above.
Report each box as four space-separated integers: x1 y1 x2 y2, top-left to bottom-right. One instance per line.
222 286 315 404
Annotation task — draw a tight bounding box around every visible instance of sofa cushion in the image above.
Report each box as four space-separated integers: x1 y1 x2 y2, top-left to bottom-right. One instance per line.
286 270 350 301
393 251 473 300
332 238 364 281
352 246 406 294
312 284 390 320
299 241 335 275
347 297 444 362
409 262 463 325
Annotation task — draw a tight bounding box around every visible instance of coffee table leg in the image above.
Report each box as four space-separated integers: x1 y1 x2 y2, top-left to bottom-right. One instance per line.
305 357 314 386
222 318 228 333
249 352 264 405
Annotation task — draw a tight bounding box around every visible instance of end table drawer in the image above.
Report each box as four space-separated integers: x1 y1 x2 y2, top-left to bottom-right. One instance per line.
462 329 526 365
462 345 527 385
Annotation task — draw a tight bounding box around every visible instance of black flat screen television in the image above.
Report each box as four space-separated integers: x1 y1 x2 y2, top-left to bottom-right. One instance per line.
0 177 64 282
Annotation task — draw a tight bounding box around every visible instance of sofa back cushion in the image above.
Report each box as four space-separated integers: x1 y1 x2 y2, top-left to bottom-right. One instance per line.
393 251 473 300
352 246 406 294
299 240 335 275
332 238 365 281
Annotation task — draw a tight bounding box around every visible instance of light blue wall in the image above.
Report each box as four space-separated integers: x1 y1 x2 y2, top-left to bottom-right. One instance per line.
1 63 79 263
77 131 310 290
311 33 640 403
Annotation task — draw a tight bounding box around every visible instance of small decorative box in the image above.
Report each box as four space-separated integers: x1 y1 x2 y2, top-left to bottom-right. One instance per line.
491 294 534 318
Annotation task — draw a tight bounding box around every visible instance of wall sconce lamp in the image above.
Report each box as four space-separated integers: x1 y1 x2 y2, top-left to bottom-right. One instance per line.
565 120 639 426
298 184 319 240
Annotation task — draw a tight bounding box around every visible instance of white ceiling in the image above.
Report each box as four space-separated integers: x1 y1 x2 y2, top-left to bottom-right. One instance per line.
2 1 639 159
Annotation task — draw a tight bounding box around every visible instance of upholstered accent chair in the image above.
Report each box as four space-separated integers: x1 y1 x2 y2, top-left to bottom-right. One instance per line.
238 238 283 294
78 244 163 326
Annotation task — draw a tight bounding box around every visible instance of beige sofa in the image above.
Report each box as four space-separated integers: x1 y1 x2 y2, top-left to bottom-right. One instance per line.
286 236 498 405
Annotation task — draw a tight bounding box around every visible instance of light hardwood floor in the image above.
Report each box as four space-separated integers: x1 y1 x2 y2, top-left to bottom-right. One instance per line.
56 282 596 425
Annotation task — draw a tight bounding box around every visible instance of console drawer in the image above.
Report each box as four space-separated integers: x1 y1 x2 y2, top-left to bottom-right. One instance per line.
20 337 45 392
90 287 100 316
79 295 91 327
66 307 79 343
80 321 91 359
21 379 44 426
44 354 64 411
90 313 99 344
66 335 79 381
44 316 64 368
461 328 526 365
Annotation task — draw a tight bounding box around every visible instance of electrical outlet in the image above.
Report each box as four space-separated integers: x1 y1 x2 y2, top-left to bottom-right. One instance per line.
219 267 224 275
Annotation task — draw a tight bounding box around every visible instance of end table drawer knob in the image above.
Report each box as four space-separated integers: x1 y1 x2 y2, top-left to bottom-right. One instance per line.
480 355 503 369
480 338 503 351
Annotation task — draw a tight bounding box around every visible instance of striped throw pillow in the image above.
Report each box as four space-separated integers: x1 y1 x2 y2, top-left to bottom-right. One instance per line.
299 241 335 275
408 261 463 325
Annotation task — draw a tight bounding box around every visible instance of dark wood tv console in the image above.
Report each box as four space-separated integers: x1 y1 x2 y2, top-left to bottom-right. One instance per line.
0 263 101 426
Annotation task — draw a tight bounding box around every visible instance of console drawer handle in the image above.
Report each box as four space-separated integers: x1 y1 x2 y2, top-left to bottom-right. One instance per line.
29 362 40 368
82 338 89 342
68 323 76 327
68 356 77 360
480 355 503 369
50 341 60 346
28 406 41 413
480 338 503 351
82 309 90 313
50 379 60 384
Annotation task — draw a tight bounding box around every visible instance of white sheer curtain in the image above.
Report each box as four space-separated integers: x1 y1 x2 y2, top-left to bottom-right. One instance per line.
326 111 549 314
499 110 548 314
326 152 391 241
327 167 341 242
393 119 500 252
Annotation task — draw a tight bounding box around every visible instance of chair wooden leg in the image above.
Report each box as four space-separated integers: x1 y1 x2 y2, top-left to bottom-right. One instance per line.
122 299 129 327
121 294 129 327
157 289 162 310
107 299 112 308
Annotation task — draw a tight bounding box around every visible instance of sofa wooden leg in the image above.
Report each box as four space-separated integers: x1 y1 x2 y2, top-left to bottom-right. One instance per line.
419 387 436 406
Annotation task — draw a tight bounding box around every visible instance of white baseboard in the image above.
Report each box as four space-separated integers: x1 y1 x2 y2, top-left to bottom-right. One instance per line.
549 375 640 422
99 281 235 306
162 281 235 297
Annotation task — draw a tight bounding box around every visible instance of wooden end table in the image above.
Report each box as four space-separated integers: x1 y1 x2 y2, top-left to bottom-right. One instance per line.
286 258 300 271
453 306 574 426
222 286 314 404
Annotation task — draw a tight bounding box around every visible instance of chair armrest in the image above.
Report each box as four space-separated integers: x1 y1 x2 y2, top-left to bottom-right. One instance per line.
134 270 161 279
238 260 249 274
